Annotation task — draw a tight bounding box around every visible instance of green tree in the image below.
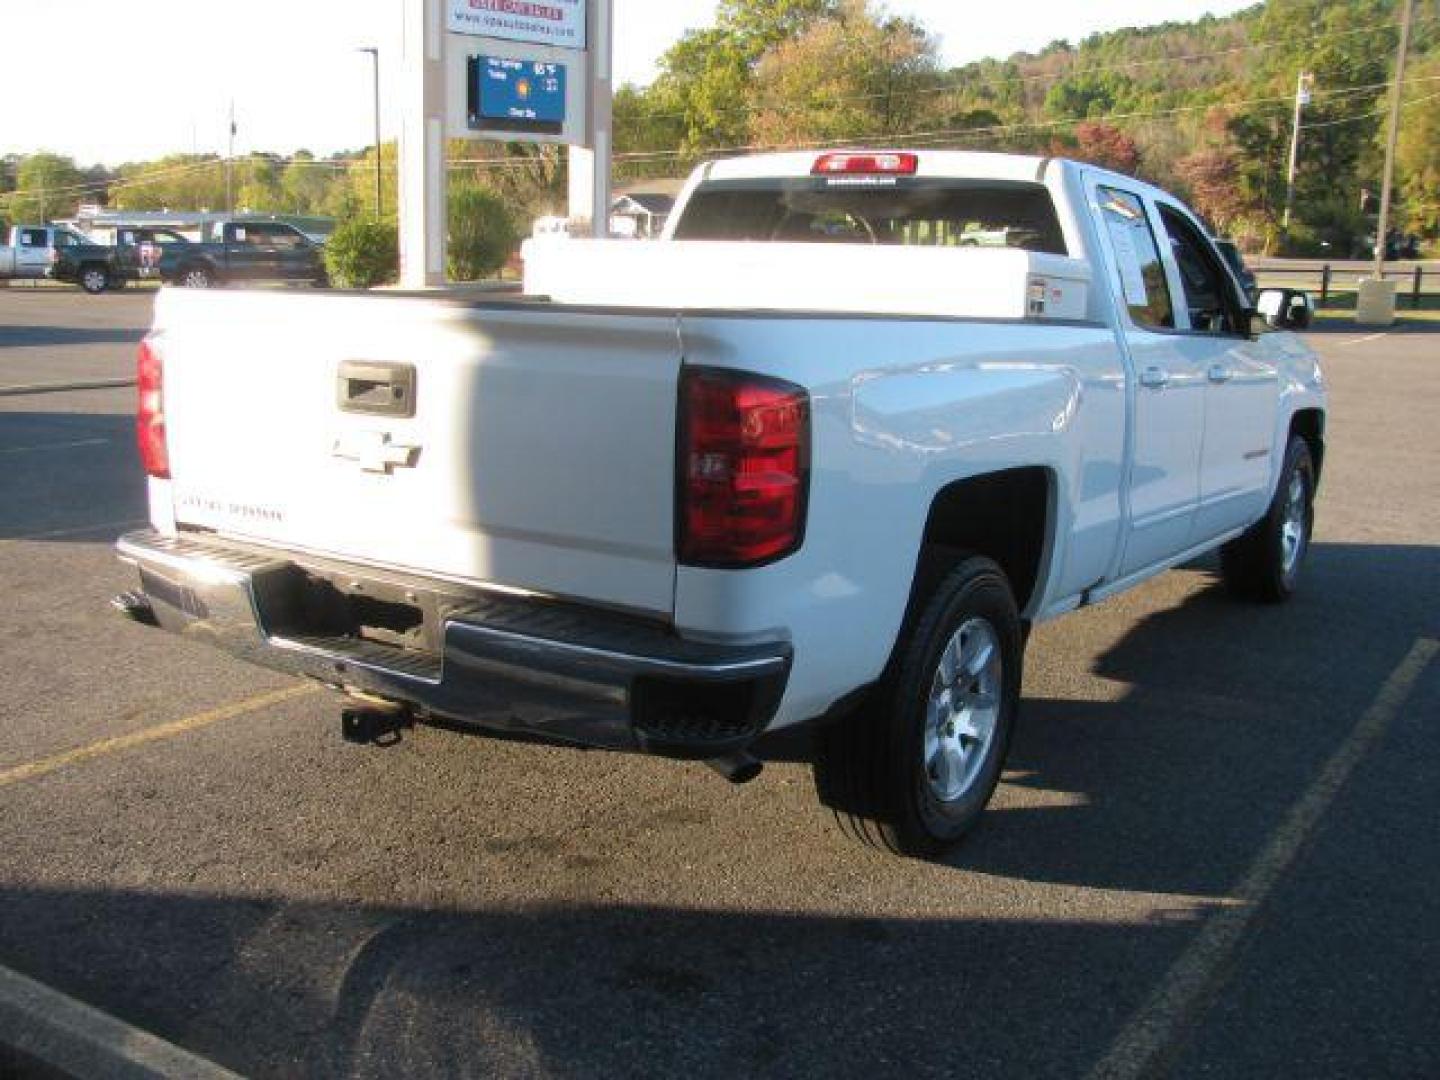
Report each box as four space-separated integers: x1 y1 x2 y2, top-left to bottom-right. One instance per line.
5 153 85 222
651 0 841 152
748 1 941 147
1394 58 1440 236
279 151 340 214
324 144 398 219
447 184 519 281
235 155 284 212
324 216 398 288
112 155 227 212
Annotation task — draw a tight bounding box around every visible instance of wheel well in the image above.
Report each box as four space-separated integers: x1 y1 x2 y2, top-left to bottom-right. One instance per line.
1289 409 1325 483
913 467 1053 616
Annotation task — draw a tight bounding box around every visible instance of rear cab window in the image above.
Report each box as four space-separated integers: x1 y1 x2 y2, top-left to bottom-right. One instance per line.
1096 187 1174 330
673 177 1068 255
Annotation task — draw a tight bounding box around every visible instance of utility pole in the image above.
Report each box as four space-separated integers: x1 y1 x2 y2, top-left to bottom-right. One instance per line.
1374 0 1415 278
226 101 237 214
1281 71 1313 233
358 47 383 217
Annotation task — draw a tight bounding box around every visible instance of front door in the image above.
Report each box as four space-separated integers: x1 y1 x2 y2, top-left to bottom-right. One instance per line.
1152 201 1280 543
15 228 53 278
223 224 270 281
1091 182 1207 578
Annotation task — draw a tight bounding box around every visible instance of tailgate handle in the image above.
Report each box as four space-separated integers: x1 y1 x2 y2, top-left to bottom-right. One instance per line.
337 361 416 418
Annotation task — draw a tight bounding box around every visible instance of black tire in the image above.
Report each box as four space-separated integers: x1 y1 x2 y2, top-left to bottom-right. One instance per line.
79 265 110 294
179 264 214 289
813 554 1023 858
1220 435 1315 603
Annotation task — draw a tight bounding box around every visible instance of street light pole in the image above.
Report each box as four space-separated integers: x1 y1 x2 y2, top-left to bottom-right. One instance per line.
1374 0 1416 278
358 47 383 218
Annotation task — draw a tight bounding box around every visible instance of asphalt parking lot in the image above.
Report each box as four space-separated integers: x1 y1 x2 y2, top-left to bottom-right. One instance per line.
1 288 1437 1079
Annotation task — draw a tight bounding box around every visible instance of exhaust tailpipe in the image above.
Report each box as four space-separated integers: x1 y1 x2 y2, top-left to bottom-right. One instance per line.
706 751 764 785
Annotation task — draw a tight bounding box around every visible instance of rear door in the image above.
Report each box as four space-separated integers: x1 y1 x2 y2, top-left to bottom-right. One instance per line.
221 223 268 280
1090 182 1206 577
15 228 53 277
1152 200 1280 542
156 290 682 616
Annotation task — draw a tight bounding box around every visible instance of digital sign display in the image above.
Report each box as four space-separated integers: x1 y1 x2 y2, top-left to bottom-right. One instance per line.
468 56 567 135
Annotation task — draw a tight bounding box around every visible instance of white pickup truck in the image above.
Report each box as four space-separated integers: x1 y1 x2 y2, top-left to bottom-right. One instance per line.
0 224 91 280
116 150 1325 857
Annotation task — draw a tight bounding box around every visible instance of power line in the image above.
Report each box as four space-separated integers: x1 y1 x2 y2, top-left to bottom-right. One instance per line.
1299 88 1440 130
594 72 1440 168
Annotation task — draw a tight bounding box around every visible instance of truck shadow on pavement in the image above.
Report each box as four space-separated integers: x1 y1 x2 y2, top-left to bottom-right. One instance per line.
959 541 1439 891
0 325 148 349
0 547 1435 1077
0 411 144 540
0 886 1199 1079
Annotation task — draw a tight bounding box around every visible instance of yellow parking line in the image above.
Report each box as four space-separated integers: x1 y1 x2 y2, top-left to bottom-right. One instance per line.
0 684 319 790
1086 637 1439 1080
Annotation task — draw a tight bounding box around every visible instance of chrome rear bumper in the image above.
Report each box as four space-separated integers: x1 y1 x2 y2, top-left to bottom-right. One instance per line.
116 529 790 756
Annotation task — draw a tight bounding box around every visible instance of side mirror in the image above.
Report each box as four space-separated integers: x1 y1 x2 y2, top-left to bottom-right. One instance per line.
1255 287 1314 331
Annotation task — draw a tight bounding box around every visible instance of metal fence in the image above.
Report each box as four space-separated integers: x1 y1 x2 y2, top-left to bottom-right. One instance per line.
1253 263 1435 308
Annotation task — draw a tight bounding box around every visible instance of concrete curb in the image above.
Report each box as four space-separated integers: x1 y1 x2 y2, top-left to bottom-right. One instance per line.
0 378 135 397
0 963 240 1079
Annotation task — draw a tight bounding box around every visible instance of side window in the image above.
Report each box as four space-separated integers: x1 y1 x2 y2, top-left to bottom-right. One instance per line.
267 226 305 250
20 229 48 247
1097 187 1174 330
1158 205 1242 335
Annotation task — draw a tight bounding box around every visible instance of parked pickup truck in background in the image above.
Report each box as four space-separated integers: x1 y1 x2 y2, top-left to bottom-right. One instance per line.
0 224 90 281
51 226 194 294
115 150 1325 858
157 219 327 288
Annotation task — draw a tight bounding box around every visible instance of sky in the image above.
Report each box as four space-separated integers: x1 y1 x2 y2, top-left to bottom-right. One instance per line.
0 0 1257 166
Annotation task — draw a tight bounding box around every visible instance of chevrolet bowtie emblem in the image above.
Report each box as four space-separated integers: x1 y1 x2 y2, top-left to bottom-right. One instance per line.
332 431 421 474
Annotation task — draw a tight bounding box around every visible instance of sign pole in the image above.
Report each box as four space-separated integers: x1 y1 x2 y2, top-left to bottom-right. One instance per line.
567 0 612 237
399 0 448 287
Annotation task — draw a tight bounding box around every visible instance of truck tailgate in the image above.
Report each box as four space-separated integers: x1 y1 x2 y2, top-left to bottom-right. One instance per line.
153 289 681 617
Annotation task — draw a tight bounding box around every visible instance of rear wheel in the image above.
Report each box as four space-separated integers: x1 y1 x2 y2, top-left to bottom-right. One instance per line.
79 265 109 294
813 554 1022 858
180 265 214 288
1220 436 1315 603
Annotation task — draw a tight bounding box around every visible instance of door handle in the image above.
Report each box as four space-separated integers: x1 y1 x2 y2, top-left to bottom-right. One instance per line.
1207 364 1233 384
1139 366 1170 390
337 360 416 418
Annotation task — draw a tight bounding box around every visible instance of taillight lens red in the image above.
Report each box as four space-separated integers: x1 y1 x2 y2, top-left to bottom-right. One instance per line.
679 368 809 567
812 152 919 176
136 336 170 478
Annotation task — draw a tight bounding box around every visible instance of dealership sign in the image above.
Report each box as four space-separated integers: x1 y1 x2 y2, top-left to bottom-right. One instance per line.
448 0 587 50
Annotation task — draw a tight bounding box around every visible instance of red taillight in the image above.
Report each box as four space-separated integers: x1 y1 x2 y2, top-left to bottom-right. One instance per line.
679 368 809 568
812 152 919 177
136 336 170 478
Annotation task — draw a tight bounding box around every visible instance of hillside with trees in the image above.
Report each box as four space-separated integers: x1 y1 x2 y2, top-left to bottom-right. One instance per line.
3 0 1438 257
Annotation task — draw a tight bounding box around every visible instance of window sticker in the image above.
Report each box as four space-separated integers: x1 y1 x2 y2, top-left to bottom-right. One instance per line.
1111 225 1151 307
